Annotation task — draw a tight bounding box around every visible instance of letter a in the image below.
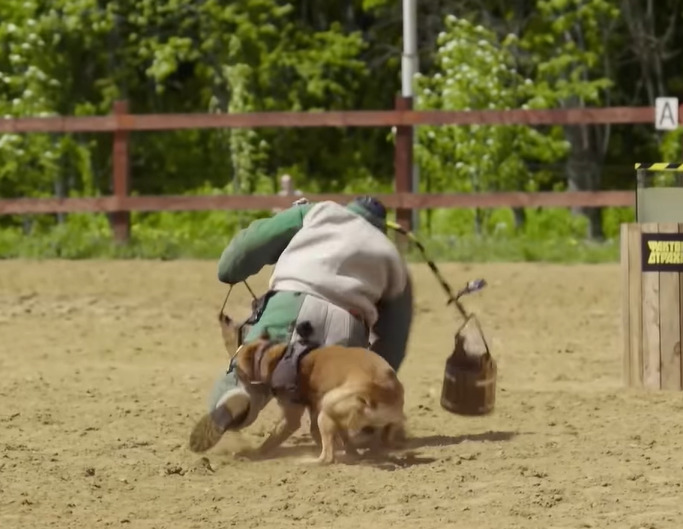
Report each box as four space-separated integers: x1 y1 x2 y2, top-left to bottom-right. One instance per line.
656 97 679 131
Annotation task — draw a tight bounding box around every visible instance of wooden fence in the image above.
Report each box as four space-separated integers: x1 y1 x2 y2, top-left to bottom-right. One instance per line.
0 95 677 242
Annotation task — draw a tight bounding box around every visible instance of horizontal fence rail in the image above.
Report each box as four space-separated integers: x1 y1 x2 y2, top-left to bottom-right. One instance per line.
0 97 679 242
0 191 636 216
0 106 657 134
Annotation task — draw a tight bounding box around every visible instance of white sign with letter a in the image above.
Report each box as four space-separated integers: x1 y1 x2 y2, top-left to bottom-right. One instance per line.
655 97 679 131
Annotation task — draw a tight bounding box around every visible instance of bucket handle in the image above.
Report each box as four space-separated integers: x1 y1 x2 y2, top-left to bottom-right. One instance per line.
453 313 492 359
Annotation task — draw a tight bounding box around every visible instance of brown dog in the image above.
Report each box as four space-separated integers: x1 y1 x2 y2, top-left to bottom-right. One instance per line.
233 324 406 464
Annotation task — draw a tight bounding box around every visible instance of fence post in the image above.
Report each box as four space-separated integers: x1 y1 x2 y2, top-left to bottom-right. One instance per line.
111 100 130 243
394 95 414 250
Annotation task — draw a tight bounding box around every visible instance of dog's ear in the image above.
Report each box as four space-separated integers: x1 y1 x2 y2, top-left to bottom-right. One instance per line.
259 343 289 382
218 313 239 355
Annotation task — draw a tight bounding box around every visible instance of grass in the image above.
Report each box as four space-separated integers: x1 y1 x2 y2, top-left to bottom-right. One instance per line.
407 234 620 264
0 206 628 263
0 225 621 264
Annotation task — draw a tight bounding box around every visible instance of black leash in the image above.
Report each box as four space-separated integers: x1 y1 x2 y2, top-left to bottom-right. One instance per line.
218 280 261 348
386 221 486 320
219 281 258 315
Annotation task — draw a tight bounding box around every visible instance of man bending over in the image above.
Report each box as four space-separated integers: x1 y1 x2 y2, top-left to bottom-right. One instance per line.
190 196 413 452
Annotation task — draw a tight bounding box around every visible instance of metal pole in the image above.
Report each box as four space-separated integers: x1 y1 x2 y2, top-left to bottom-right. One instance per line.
402 0 420 232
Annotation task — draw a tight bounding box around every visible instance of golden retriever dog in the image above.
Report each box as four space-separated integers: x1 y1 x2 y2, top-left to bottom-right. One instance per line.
232 323 406 465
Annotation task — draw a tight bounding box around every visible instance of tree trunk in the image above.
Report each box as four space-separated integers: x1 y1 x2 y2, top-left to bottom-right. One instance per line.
564 124 605 240
512 207 526 232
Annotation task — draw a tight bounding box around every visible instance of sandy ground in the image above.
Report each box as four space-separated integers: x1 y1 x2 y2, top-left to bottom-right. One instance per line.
1 260 683 529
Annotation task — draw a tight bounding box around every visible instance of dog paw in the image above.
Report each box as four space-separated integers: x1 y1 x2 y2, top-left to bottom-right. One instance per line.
316 450 337 465
297 454 335 466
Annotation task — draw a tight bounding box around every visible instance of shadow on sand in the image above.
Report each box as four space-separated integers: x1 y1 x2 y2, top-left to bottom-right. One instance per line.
405 429 519 450
344 430 520 471
228 430 520 471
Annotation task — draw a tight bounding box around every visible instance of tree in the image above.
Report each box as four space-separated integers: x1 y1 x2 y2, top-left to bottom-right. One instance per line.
414 15 571 234
0 0 377 215
518 0 619 239
0 0 97 232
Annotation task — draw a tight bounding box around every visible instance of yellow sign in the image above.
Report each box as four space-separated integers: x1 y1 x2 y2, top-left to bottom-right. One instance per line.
647 240 683 264
642 234 683 271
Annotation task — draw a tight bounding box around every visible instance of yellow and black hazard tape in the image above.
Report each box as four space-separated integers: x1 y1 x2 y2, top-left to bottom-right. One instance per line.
635 162 683 171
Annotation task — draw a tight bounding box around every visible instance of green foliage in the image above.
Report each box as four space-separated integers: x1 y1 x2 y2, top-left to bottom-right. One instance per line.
0 1 96 201
408 231 620 264
0 1 680 264
660 129 683 162
414 3 618 196
414 16 572 200
413 3 623 240
419 202 629 242
0 0 377 201
0 207 623 263
0 179 626 263
521 0 618 107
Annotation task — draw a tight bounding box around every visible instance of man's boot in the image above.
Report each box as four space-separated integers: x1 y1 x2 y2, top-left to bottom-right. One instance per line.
188 368 270 453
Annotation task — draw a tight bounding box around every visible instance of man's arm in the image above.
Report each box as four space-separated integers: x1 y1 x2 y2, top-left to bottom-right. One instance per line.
370 273 413 372
217 203 314 284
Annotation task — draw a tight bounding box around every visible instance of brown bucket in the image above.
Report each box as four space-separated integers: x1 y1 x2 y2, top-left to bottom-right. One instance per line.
440 314 497 416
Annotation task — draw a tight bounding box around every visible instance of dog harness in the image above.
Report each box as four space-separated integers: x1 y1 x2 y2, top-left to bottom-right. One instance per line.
269 340 318 405
251 322 320 405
